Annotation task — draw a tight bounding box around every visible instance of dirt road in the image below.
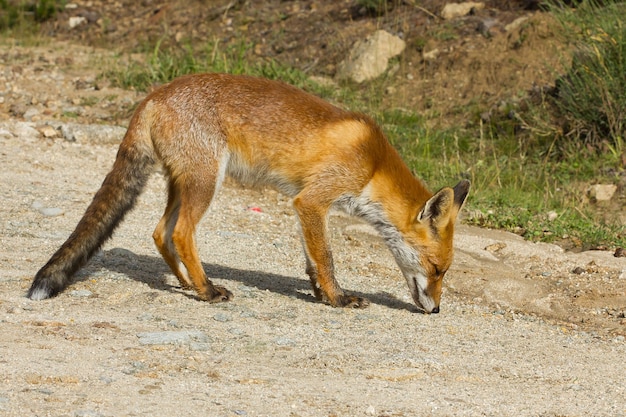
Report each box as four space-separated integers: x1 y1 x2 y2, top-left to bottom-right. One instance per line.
1 117 625 416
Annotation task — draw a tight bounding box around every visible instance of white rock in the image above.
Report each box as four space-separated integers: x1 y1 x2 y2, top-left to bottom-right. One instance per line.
0 128 13 139
12 122 40 140
70 289 93 298
38 125 58 138
336 30 406 83
588 184 617 201
69 16 87 29
505 16 530 32
39 207 64 217
423 48 440 61
23 107 40 121
60 123 126 144
137 331 209 346
441 2 485 20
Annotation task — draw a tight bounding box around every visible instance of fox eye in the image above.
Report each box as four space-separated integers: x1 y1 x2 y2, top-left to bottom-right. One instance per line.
433 265 447 278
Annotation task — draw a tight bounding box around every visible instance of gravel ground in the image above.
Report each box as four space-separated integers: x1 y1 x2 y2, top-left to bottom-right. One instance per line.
1 43 625 417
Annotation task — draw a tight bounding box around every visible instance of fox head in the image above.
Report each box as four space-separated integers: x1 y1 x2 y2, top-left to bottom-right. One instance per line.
398 180 470 314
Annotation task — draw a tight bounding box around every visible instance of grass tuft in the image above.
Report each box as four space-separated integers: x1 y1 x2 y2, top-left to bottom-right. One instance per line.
0 0 62 33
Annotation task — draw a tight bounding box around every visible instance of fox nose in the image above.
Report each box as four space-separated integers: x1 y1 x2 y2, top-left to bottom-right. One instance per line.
431 306 440 314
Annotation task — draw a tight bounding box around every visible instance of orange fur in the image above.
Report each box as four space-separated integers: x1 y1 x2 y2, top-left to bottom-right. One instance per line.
29 73 469 313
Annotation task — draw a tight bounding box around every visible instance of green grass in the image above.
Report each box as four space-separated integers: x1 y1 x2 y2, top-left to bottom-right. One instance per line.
105 39 319 94
0 0 62 34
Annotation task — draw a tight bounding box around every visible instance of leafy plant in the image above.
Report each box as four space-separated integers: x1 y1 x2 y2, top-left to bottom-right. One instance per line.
545 0 626 154
0 0 62 31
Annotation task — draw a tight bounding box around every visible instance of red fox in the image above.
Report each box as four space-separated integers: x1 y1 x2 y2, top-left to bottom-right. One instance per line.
28 73 469 313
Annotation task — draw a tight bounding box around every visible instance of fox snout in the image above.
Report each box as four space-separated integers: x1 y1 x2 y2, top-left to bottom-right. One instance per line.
406 272 442 314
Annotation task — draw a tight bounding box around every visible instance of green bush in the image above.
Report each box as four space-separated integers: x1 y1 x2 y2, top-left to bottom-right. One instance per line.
549 0 626 154
0 0 62 31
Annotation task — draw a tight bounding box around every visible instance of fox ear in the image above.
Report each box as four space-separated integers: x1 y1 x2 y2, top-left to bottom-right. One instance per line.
452 179 470 209
417 187 454 224
417 180 470 224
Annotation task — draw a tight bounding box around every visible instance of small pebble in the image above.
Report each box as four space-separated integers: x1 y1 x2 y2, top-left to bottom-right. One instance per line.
137 330 209 346
39 207 64 217
70 289 92 298
274 336 296 346
213 313 232 322
74 410 105 417
189 342 211 352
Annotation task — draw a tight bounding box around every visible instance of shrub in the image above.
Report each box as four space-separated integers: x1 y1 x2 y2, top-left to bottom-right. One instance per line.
0 0 62 31
549 0 626 154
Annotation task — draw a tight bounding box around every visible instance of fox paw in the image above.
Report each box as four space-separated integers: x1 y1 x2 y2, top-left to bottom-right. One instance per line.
199 286 233 303
335 294 370 309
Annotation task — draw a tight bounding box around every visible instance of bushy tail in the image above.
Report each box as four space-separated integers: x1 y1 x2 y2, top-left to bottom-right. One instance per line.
28 131 155 300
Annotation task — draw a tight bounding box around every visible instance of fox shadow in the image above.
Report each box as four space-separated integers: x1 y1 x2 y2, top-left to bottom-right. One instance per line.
80 247 418 313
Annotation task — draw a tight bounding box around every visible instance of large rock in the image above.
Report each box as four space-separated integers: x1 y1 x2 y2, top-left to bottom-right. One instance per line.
336 30 406 83
59 123 127 144
441 2 485 20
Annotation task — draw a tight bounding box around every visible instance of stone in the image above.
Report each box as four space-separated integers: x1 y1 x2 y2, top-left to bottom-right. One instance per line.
38 125 59 138
441 2 485 20
12 122 41 140
70 289 93 298
213 313 232 322
0 128 13 139
505 16 530 32
74 410 105 417
60 123 126 144
39 207 64 217
69 16 87 29
136 330 209 346
23 107 40 121
336 30 406 83
422 48 440 61
274 336 296 346
587 184 617 202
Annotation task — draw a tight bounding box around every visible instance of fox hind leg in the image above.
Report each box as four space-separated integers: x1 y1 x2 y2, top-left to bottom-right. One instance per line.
174 175 232 302
155 151 232 302
304 256 323 301
153 181 193 290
